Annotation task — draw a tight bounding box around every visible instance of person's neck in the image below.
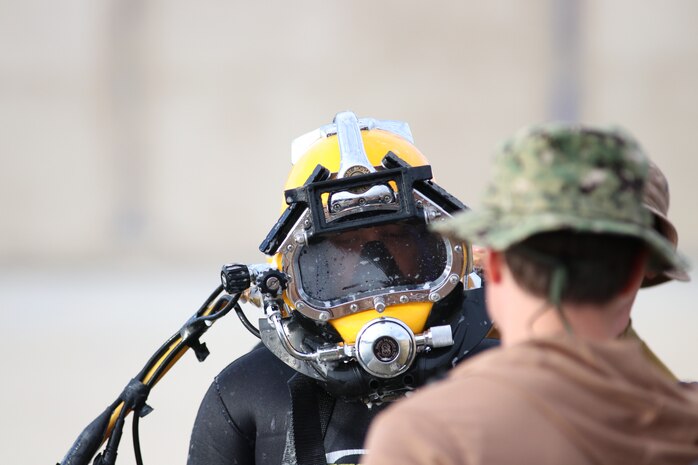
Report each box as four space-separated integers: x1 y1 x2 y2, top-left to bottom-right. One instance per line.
496 282 635 348
483 247 644 348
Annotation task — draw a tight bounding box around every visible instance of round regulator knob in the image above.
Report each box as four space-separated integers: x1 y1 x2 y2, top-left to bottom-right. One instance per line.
258 269 288 296
355 317 417 379
220 263 251 294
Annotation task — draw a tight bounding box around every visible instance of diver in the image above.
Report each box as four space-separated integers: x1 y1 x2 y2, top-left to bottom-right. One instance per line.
186 111 495 465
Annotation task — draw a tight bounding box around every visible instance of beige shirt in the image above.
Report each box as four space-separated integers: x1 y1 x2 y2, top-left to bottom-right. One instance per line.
364 336 698 465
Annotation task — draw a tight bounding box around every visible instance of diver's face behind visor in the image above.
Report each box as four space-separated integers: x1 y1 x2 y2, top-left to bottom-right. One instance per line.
299 221 448 305
290 218 463 338
258 111 474 400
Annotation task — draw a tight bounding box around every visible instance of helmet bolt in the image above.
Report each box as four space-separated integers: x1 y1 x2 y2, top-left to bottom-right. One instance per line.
265 277 280 291
303 219 312 229
399 295 409 304
449 274 460 284
318 312 330 321
295 301 304 309
358 197 366 206
374 297 386 313
294 233 305 244
429 292 441 302
454 245 463 254
350 303 359 312
429 209 441 220
286 244 294 251
332 203 342 212
383 195 393 203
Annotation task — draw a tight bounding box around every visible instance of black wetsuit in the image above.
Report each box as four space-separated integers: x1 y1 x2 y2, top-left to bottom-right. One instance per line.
187 344 387 465
187 287 497 465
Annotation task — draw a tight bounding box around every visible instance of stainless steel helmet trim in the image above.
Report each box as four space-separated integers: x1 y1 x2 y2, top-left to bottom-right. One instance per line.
260 311 454 381
291 112 414 165
278 191 467 321
335 111 376 178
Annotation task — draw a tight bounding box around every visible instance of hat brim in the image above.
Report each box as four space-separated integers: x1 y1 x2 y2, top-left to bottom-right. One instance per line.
640 205 691 287
432 208 689 276
641 268 691 287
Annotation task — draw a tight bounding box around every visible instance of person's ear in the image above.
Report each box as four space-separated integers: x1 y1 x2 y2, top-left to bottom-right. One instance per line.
483 249 503 284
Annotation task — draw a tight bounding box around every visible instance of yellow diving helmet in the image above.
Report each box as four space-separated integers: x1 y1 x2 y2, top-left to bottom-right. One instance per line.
256 111 485 402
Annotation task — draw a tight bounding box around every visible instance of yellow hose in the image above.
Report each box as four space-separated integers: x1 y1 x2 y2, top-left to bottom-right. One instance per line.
104 302 218 438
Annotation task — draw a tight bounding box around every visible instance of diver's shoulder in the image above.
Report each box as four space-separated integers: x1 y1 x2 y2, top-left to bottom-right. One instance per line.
215 344 296 391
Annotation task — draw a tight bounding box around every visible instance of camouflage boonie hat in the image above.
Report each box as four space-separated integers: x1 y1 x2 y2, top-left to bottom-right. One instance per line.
433 123 688 274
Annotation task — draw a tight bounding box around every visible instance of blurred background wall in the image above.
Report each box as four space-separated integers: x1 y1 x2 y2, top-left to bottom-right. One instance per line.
1 1 697 464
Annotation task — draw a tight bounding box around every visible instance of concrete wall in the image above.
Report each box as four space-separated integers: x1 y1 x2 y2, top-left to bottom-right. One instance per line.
3 1 695 265
1 1 552 266
1 2 697 464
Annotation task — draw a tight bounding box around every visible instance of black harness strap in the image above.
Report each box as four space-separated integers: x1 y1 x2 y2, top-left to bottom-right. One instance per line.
288 373 333 465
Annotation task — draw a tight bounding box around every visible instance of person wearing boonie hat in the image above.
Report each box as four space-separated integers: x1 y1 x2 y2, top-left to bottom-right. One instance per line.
481 157 690 376
363 123 698 465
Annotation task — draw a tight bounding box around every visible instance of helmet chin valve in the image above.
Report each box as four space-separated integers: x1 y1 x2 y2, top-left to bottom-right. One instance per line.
356 318 416 378
262 311 455 380
354 317 454 379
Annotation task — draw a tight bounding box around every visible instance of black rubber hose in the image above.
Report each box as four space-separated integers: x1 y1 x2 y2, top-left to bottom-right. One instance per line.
134 285 226 382
234 303 261 339
58 403 117 465
132 411 144 465
58 284 232 465
95 405 127 465
133 285 223 381
145 293 239 387
196 284 225 316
